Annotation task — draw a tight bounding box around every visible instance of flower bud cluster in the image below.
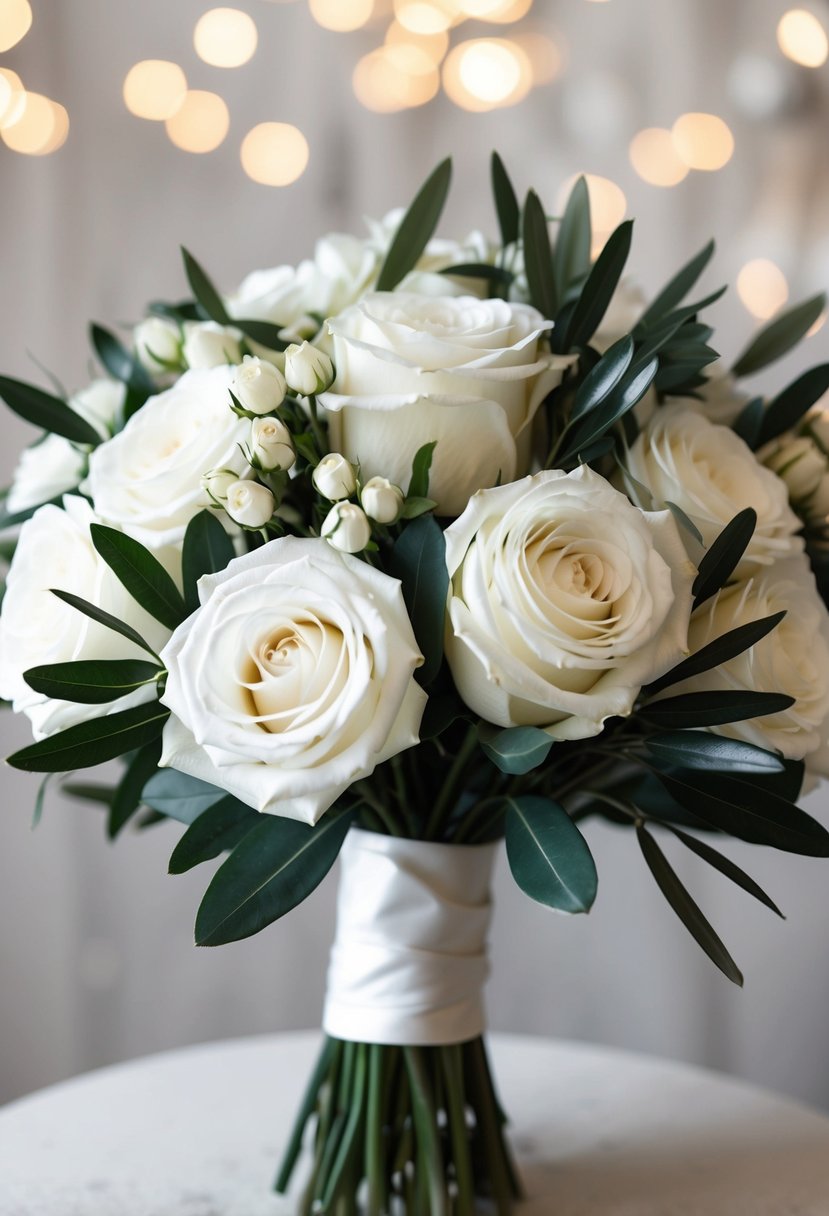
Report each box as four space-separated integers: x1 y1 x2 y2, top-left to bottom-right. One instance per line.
760 406 829 529
312 453 405 554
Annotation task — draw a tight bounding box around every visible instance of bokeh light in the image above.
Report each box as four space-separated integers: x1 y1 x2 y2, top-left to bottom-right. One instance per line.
443 38 532 110
194 8 258 68
241 122 309 186
777 8 829 67
672 112 734 171
395 1 454 35
310 0 374 30
456 0 533 21
0 0 32 53
385 19 449 65
510 31 563 85
629 127 689 186
123 61 188 121
2 92 69 155
353 46 440 111
560 173 626 234
737 258 789 320
166 90 230 153
0 67 25 128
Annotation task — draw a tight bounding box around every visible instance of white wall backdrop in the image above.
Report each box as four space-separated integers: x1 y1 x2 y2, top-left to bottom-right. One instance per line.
2 0 829 1109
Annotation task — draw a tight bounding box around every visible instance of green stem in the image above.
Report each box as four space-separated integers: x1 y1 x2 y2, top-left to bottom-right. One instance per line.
274 1035 336 1193
403 1047 449 1216
354 782 403 837
442 1045 475 1216
424 728 478 841
364 1045 385 1215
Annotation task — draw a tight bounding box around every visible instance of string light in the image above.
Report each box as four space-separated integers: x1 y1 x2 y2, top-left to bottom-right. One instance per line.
0 0 32 53
2 92 68 155
241 122 309 186
509 32 563 85
309 0 374 31
394 1 454 35
456 0 533 21
353 46 440 110
123 61 188 121
0 67 25 128
737 258 789 320
672 112 734 171
443 38 532 110
777 8 829 67
194 8 258 68
385 19 449 66
629 127 689 186
166 90 230 153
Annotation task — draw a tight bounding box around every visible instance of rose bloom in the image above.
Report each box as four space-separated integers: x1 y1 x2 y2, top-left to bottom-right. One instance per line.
87 367 249 548
625 404 802 573
320 292 573 517
444 466 695 740
0 496 173 738
159 537 427 823
674 556 829 775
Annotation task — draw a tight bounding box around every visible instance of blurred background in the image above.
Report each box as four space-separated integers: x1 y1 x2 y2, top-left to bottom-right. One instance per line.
2 0 829 1113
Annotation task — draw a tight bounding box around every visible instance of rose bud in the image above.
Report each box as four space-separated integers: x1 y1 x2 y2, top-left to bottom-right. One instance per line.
134 316 182 370
225 479 276 528
361 476 404 524
313 453 357 501
202 467 241 505
322 502 372 553
284 341 335 396
183 321 243 370
232 355 287 415
250 416 295 473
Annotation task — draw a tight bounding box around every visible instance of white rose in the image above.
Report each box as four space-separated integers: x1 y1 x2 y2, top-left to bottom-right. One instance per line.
759 434 827 506
284 341 335 396
159 537 427 823
674 556 829 774
444 466 695 740
134 317 182 371
183 321 243 370
224 479 275 528
625 404 802 573
0 496 172 738
87 367 249 548
361 476 404 524
231 356 287 415
592 278 647 352
250 416 295 473
313 453 357 501
322 502 371 553
70 379 125 438
202 467 241 505
320 292 574 518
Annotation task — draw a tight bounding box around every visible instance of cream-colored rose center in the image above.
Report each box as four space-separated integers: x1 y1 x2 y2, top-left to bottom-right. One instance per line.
523 530 620 642
241 618 348 732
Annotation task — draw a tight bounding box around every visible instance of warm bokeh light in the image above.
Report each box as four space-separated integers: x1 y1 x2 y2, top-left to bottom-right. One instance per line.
456 0 533 21
0 66 25 128
394 0 454 35
510 32 563 85
2 92 68 155
737 258 790 320
194 7 258 67
353 46 440 111
443 38 532 110
629 127 689 187
0 0 32 53
123 60 188 121
777 8 829 67
385 18 449 65
310 0 374 31
241 122 309 186
165 90 230 153
672 112 734 171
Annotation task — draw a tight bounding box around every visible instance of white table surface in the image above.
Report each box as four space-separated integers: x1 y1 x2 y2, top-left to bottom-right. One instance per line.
1 1031 829 1215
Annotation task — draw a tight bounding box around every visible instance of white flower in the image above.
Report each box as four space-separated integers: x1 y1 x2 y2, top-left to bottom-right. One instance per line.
224 479 275 528
313 453 357 501
183 321 243 370
231 355 287 415
624 404 803 573
444 466 695 741
159 537 427 823
69 379 125 438
202 467 241 505
322 502 371 553
250 416 295 473
674 556 829 775
134 317 182 370
361 476 404 524
87 367 249 548
592 278 647 352
320 292 574 518
0 496 172 738
284 341 335 396
760 435 827 507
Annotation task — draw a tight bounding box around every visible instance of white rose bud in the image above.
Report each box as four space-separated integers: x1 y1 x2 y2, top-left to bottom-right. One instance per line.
284 341 335 396
134 316 182 370
313 453 357 501
805 408 829 451
202 467 242 505
232 355 287 415
809 475 829 523
250 416 295 473
225 479 276 528
322 502 372 553
761 435 827 505
183 321 243 370
361 476 404 524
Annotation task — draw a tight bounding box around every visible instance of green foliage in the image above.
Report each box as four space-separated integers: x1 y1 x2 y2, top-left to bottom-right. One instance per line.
505 795 597 913
376 159 453 292
168 796 258 873
490 151 520 247
0 375 101 446
90 524 187 630
756 364 829 446
668 825 783 918
732 293 826 378
636 239 716 331
553 176 591 303
141 768 227 823
8 702 169 773
692 507 757 607
406 442 437 500
638 689 795 729
388 514 448 686
108 740 163 839
477 723 553 775
569 336 633 423
560 221 633 352
643 731 784 774
89 322 155 418
522 189 557 319
557 355 657 465
50 588 160 660
181 247 286 351
23 658 161 704
646 611 786 696
181 510 235 614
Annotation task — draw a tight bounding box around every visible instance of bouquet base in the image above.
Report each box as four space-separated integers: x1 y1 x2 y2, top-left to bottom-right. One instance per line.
275 1034 522 1215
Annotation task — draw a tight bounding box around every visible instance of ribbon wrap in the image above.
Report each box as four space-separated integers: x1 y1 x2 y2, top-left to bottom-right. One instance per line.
322 827 498 1046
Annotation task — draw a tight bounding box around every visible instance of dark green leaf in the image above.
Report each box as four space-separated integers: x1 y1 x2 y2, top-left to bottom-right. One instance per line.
637 240 716 331
692 508 757 606
420 691 468 739
636 824 743 985
61 781 116 805
90 524 186 630
491 151 520 247
558 356 657 463
181 247 231 324
736 756 805 803
181 510 235 614
108 739 162 839
522 189 557 318
169 796 258 873
388 514 448 686
665 501 704 547
562 220 633 352
505 795 597 913
51 588 160 660
478 723 553 775
570 335 634 422
733 293 826 378
235 319 287 351
438 263 514 287
376 158 453 292
0 376 101 446
8 702 169 773
406 442 437 501
644 731 783 774
195 807 354 946
23 658 161 704
757 364 829 446
638 690 795 728
90 323 156 396
733 397 764 448
646 611 786 695
31 773 56 828
141 768 227 824
668 825 783 917
553 176 591 302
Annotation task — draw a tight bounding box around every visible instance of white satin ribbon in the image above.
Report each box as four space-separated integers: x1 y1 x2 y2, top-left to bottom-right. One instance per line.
322 828 498 1046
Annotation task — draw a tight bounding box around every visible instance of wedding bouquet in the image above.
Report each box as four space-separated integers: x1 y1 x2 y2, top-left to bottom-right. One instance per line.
3 154 829 1214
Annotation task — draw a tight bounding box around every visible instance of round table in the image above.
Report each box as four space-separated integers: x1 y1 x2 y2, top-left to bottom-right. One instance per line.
1 1032 828 1214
